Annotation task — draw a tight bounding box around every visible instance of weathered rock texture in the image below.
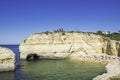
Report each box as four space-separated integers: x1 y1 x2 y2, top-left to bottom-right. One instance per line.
93 60 120 80
0 46 15 72
19 32 120 60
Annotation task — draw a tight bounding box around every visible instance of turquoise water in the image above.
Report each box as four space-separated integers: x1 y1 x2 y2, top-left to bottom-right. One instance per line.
20 60 105 80
0 60 105 80
0 45 105 80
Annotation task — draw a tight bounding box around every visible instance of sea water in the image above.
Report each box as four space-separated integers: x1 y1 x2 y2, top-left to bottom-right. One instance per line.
0 45 105 80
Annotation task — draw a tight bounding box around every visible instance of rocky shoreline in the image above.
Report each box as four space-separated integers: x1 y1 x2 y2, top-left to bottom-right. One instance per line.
93 60 120 80
69 53 120 80
70 53 120 64
69 54 120 80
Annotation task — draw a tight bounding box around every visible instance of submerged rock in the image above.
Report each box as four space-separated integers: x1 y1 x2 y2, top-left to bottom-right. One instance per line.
19 32 120 60
0 46 15 72
93 60 120 80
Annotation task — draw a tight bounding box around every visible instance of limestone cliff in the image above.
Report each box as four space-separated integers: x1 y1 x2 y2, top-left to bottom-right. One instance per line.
19 32 120 60
0 46 15 72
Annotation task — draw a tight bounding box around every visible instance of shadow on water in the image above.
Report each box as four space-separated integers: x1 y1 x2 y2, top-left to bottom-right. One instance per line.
0 45 106 80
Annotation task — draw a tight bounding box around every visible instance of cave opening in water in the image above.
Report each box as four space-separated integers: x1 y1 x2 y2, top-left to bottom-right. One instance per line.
26 53 39 61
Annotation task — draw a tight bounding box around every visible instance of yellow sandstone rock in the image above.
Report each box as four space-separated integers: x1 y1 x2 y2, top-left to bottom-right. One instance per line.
19 32 120 60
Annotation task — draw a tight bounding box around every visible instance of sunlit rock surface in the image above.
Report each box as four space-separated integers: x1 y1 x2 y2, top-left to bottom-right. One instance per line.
0 46 15 72
19 32 120 60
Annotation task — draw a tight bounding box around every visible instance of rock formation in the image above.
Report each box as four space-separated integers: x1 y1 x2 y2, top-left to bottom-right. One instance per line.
93 60 120 80
19 32 120 60
0 46 15 72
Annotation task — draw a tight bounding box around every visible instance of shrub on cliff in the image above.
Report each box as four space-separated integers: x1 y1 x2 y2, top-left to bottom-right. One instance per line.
95 30 120 41
54 28 65 33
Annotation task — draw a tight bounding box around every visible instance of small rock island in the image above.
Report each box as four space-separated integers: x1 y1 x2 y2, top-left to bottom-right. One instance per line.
0 46 15 72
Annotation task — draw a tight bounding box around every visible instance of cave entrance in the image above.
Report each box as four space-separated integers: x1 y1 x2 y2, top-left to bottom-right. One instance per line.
26 53 39 61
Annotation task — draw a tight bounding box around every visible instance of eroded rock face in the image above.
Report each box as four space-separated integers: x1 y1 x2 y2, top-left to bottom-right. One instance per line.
19 32 120 60
0 46 15 72
93 60 120 80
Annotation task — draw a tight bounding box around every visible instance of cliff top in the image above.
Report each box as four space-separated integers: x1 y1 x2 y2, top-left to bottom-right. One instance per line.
32 29 120 41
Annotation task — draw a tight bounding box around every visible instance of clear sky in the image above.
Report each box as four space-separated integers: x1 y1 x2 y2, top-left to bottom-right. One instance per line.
0 0 120 44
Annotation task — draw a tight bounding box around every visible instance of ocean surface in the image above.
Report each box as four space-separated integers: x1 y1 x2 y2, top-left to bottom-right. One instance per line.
0 45 105 80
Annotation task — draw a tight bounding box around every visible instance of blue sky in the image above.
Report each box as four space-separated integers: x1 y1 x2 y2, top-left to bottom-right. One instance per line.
0 0 120 44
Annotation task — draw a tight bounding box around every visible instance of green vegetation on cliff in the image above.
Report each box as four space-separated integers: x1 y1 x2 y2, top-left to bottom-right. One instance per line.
95 30 120 41
35 28 120 41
